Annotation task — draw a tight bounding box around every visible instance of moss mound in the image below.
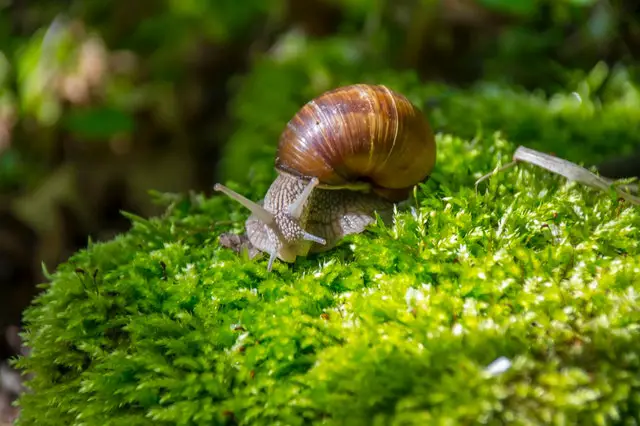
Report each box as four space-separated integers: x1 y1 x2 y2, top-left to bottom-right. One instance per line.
14 51 640 424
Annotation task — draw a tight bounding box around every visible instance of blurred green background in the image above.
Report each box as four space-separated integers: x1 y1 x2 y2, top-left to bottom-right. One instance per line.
0 0 639 422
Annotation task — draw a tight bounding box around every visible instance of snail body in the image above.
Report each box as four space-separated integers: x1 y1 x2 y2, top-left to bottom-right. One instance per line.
215 84 436 270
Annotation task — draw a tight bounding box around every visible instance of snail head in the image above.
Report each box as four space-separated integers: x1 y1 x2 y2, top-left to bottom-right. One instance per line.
214 176 326 271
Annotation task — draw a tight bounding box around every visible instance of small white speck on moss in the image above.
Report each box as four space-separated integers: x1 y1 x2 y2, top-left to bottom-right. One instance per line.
405 287 426 310
452 323 463 336
499 278 513 291
594 314 611 328
231 332 250 351
457 242 468 258
204 259 226 270
463 298 478 315
571 91 582 103
485 356 512 376
479 319 496 330
341 319 357 328
410 207 418 220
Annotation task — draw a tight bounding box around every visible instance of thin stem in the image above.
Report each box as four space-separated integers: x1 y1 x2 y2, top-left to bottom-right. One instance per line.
475 160 518 191
513 146 640 205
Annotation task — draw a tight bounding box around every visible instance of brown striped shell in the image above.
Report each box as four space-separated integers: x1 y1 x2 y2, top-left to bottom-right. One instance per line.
274 84 436 201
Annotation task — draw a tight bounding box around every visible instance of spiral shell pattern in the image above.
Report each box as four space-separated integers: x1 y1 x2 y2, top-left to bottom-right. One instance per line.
275 84 436 201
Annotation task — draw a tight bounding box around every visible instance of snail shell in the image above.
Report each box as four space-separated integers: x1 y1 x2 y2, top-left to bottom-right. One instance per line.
275 84 436 201
215 83 436 270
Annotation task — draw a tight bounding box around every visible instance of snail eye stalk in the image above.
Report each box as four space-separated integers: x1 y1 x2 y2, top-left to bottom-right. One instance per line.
214 184 275 225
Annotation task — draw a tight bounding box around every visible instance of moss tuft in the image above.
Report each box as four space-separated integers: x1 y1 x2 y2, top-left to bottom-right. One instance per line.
15 126 640 424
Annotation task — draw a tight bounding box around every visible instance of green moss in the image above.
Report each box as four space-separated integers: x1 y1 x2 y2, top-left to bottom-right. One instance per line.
14 38 640 426
14 123 640 424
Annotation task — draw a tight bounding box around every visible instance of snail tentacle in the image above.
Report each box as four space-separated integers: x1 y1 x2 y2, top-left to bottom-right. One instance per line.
301 231 326 245
214 184 274 225
267 250 277 271
288 177 319 219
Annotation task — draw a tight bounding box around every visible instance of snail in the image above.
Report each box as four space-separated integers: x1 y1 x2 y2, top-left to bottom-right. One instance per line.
214 83 437 270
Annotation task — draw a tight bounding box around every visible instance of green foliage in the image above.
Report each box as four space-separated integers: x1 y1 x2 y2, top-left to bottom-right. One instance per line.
15 70 640 423
64 106 135 140
432 67 640 165
164 0 284 42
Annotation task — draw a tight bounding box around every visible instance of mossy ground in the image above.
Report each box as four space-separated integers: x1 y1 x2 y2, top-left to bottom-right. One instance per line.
13 53 640 425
